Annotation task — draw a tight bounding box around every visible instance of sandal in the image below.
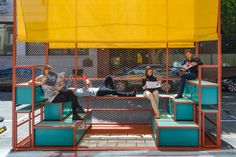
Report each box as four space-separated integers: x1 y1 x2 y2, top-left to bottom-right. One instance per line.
156 112 160 119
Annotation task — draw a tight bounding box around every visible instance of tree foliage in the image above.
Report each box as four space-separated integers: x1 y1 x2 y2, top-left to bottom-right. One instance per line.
222 0 236 35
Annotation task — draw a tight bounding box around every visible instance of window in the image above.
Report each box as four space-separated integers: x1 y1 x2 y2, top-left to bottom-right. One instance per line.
0 24 13 56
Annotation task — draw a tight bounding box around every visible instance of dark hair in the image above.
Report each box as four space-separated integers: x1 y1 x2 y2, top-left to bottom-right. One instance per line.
104 76 115 89
145 66 153 78
184 49 192 54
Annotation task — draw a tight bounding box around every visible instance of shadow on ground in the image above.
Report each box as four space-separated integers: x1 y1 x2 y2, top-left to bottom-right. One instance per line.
0 92 12 101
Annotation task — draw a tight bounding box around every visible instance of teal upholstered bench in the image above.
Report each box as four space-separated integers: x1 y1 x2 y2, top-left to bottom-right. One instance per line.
34 112 92 147
152 111 199 147
184 80 218 105
16 84 73 121
168 96 195 121
43 102 72 121
16 84 48 104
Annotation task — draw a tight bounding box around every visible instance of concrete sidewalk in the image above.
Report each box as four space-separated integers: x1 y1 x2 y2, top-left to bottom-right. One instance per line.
1 91 236 157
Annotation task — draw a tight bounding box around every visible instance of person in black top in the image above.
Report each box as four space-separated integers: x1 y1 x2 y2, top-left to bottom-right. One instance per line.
142 66 162 118
175 49 203 99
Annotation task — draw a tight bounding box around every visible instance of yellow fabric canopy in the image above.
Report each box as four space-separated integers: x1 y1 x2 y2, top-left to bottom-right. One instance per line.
17 0 218 48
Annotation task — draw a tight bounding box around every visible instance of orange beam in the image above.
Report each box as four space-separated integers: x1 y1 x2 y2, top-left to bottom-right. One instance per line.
195 42 199 57
45 43 49 64
88 125 153 134
165 43 169 94
217 0 222 148
12 0 17 150
198 66 202 147
75 43 78 88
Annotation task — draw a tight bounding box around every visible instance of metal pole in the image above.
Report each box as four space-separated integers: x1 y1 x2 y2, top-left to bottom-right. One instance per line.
45 43 49 64
165 0 169 95
198 67 202 147
217 0 222 147
12 0 17 150
195 42 199 57
31 67 35 147
75 43 78 88
166 43 169 94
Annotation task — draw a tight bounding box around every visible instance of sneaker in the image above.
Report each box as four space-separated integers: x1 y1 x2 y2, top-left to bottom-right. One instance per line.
78 108 86 113
72 114 83 120
175 93 183 99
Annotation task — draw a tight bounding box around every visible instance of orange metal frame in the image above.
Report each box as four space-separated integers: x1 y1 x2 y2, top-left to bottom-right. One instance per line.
202 111 219 147
12 0 222 151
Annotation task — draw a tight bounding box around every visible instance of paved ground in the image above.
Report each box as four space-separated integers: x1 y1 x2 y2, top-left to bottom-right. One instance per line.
0 91 236 157
79 134 156 148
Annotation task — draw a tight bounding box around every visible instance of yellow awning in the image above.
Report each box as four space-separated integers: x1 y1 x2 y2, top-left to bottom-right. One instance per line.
17 0 218 48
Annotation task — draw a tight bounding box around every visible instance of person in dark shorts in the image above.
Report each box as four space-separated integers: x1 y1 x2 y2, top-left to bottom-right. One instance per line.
142 66 161 118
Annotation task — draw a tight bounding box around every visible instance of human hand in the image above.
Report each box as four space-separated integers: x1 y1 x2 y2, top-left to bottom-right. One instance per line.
179 70 186 76
190 62 197 66
85 79 90 85
143 85 147 89
55 81 64 91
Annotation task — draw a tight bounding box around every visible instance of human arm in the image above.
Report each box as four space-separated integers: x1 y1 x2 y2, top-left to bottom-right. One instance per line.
190 57 203 66
194 57 203 65
28 75 43 85
142 78 147 89
156 77 162 85
180 59 188 71
83 79 90 90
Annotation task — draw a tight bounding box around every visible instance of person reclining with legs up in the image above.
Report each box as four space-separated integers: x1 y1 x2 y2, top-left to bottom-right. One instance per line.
29 65 85 120
175 49 203 99
82 75 136 97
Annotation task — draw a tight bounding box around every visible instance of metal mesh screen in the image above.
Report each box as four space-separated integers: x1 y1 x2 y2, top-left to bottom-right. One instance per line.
198 41 218 65
96 49 169 93
15 45 212 92
198 41 219 83
16 42 46 65
48 48 76 78
16 42 46 84
92 111 153 124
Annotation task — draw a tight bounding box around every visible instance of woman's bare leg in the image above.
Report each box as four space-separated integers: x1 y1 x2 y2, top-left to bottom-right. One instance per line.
144 91 158 116
152 90 160 117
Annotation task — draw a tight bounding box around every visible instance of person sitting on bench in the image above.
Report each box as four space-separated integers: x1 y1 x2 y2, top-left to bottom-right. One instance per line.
175 49 203 99
142 66 161 118
29 65 85 120
82 75 136 97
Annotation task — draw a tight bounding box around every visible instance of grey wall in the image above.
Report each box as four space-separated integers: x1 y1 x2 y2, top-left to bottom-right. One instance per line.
0 0 13 22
